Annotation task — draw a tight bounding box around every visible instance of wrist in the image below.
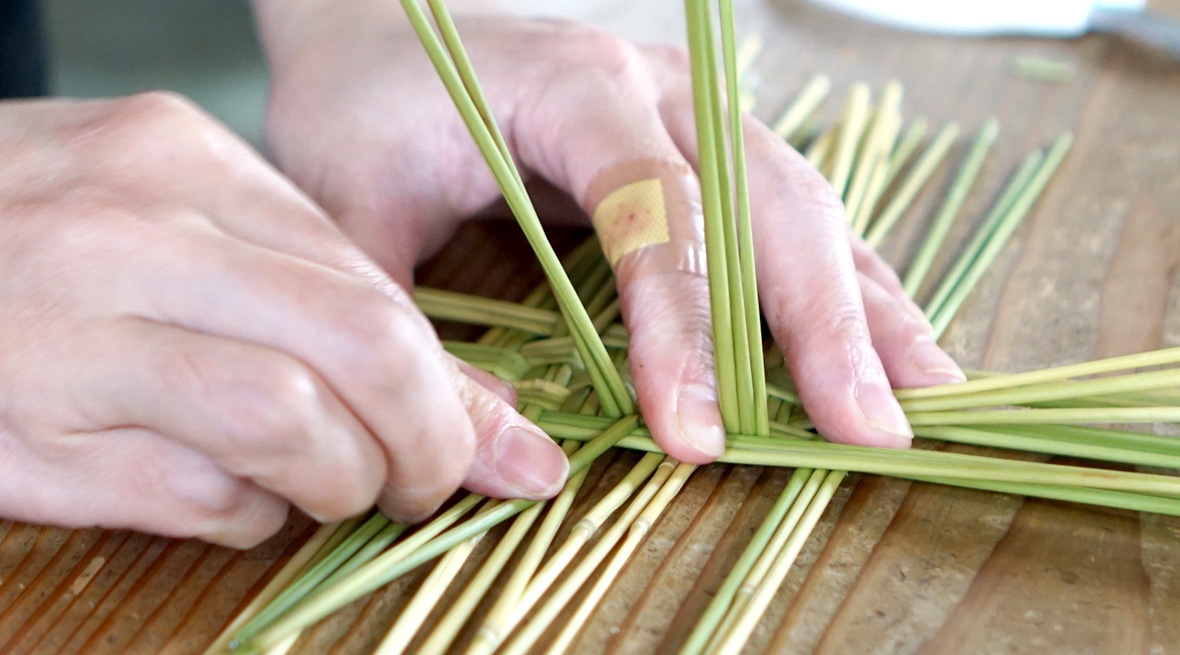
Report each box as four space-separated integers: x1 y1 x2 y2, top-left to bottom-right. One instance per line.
252 0 381 67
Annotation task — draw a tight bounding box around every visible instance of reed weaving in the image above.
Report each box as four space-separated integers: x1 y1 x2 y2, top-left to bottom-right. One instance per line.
0 0 962 548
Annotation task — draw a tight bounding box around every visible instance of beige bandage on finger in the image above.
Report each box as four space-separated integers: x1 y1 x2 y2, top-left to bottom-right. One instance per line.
583 159 706 286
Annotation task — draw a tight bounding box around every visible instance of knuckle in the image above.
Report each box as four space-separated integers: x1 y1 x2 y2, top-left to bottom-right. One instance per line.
158 456 264 533
853 241 901 281
311 487 377 523
234 358 325 450
823 302 872 346
164 347 382 522
895 315 931 343
751 138 848 225
439 441 475 491
534 27 650 102
878 262 904 290
794 167 846 218
617 270 718 385
861 250 896 282
336 293 429 377
781 287 870 351
848 234 875 259
160 347 322 456
337 249 409 300
519 27 654 171
181 356 381 521
304 446 385 521
462 385 519 439
429 413 477 480
197 488 288 548
778 296 873 381
337 291 399 342
108 91 211 139
108 91 241 163
118 90 204 121
223 512 287 549
382 433 474 522
156 344 224 403
379 472 464 523
187 476 249 524
624 270 712 342
645 44 691 70
571 28 643 77
458 360 518 406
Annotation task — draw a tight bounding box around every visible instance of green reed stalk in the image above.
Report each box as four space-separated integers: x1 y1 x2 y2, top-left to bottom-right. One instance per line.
686 0 740 431
400 0 631 415
773 74 830 139
930 133 1073 336
864 122 960 248
902 118 999 296
720 0 769 435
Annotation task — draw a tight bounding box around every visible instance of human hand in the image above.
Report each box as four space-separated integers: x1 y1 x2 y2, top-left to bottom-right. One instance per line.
256 1 965 463
0 94 567 547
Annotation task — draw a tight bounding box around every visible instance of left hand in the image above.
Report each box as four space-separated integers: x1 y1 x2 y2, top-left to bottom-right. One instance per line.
253 0 965 463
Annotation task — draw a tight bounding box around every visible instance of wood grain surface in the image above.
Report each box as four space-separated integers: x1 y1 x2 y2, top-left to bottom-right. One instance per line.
3 1 1180 653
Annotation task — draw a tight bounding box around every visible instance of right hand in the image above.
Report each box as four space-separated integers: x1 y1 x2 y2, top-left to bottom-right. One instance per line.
258 8 964 463
0 93 568 548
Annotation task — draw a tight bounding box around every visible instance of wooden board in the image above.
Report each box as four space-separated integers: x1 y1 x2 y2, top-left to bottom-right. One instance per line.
3 1 1180 653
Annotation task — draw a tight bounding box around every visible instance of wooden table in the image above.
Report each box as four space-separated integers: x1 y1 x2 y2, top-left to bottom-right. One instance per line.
3 1 1180 653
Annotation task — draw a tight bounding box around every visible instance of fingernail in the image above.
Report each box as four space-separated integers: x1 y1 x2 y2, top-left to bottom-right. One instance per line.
855 379 913 448
677 384 727 458
910 336 966 382
495 426 569 498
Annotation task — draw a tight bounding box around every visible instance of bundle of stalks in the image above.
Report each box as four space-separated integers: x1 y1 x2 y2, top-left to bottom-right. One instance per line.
203 3 1179 654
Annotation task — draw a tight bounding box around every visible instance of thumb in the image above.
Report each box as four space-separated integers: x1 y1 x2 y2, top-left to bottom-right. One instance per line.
452 370 570 500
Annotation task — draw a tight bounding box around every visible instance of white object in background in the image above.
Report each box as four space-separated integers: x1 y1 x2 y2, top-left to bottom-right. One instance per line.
808 0 1180 62
496 0 687 45
807 0 1142 36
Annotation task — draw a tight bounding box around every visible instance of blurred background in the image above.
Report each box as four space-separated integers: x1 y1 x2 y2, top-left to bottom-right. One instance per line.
43 0 269 142
38 0 1175 147
39 0 694 146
